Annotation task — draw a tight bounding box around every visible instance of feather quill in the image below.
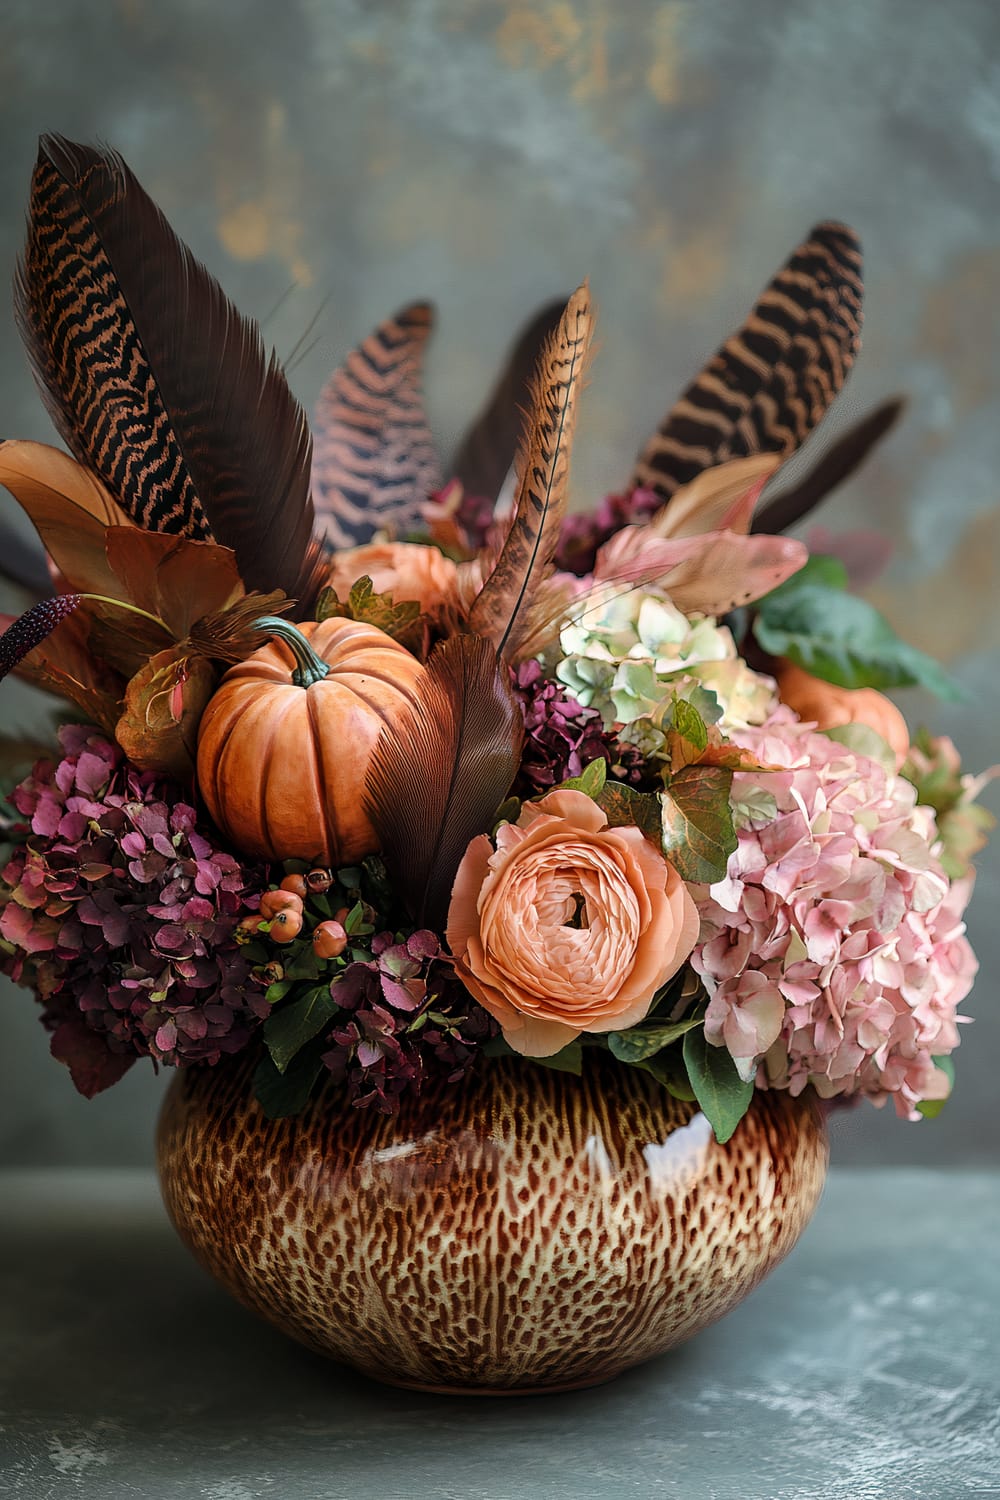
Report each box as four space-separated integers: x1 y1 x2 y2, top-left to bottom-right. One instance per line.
451 298 567 506
365 634 524 930
15 135 323 605
311 301 442 549
467 283 593 659
630 222 863 502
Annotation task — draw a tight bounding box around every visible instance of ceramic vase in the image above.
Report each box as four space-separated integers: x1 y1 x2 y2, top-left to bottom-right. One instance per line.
157 1050 828 1394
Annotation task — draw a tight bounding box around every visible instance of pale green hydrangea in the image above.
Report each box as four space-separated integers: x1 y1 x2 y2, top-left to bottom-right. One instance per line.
556 589 777 757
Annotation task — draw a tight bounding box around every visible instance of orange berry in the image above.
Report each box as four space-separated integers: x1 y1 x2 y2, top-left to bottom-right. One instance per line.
312 920 348 959
269 908 303 943
260 889 304 920
279 873 308 899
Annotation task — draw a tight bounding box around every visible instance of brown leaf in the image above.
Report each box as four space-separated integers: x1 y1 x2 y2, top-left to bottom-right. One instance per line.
3 607 124 733
0 439 135 596
115 647 216 779
103 528 243 638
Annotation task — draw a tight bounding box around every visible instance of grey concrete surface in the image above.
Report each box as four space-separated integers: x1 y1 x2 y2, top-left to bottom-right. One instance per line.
0 1 998 1166
1 1167 998 1498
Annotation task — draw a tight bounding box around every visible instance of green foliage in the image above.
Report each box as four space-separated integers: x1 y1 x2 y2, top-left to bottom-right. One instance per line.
554 758 607 798
596 780 663 846
682 1026 754 1143
253 1044 326 1119
916 1055 956 1119
754 556 960 699
264 985 338 1073
660 764 737 883
315 575 424 649
608 1015 703 1063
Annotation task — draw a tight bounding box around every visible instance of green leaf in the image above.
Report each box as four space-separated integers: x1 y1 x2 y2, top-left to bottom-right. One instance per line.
608 1015 703 1062
669 696 709 755
754 580 961 700
317 575 423 647
555 758 607 798
530 1039 584 1076
252 1045 325 1119
264 979 294 1006
822 723 897 774
660 764 737 884
596 780 663 846
916 1054 956 1119
686 684 724 726
482 1035 516 1058
492 795 522 832
264 986 337 1073
631 1051 697 1100
281 945 323 982
682 1027 754 1144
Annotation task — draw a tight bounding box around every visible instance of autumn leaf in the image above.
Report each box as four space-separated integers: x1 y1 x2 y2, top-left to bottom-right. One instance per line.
660 764 737 884
115 647 216 779
596 780 663 847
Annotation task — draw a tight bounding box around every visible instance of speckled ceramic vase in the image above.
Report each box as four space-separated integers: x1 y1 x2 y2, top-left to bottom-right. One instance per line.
156 1051 828 1394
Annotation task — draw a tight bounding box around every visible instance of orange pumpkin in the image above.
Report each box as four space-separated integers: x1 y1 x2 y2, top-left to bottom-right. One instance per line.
196 616 427 864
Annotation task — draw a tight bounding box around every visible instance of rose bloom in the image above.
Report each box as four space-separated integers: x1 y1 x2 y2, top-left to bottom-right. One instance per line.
325 541 460 618
446 788 700 1057
775 661 910 768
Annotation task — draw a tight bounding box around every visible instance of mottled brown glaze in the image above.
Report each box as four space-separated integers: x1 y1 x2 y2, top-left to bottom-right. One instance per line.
156 1052 828 1392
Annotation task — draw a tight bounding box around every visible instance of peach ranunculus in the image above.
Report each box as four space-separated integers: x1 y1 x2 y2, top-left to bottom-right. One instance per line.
445 788 700 1057
775 661 911 768
325 542 460 618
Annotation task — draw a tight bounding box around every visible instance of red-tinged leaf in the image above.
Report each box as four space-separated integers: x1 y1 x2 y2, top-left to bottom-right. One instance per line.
115 647 216 779
50 1016 135 1098
660 764 737 884
596 780 663 848
595 526 809 616
648 455 780 540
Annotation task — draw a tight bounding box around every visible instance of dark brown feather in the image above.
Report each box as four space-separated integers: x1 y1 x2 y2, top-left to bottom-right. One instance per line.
630 222 864 502
751 397 904 535
468 283 593 659
451 298 567 504
311 301 442 549
365 634 524 929
14 135 323 605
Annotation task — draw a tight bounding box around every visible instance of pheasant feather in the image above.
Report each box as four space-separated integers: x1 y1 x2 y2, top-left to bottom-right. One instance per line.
312 301 442 549
14 135 323 605
365 634 524 929
631 222 863 502
468 282 593 659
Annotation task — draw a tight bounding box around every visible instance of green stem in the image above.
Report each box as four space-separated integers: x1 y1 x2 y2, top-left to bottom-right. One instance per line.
80 593 171 633
251 616 330 688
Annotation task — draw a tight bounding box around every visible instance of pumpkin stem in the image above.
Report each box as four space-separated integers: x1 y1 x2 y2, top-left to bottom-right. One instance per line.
251 616 331 688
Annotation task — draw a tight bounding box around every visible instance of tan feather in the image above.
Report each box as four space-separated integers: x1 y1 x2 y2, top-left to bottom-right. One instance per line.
467 282 593 659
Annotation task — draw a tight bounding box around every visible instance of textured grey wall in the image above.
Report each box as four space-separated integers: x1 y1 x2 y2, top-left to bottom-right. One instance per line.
0 0 997 1166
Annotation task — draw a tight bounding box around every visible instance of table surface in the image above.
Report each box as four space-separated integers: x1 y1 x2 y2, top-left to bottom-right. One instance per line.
1 1168 997 1500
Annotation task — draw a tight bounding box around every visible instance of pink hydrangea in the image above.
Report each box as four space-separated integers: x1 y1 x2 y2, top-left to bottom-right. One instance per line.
690 709 978 1118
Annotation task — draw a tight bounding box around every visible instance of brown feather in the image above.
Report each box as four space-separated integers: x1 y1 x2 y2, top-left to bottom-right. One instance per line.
311 302 442 549
467 283 593 659
14 135 323 607
630 223 863 502
451 298 567 507
751 397 905 535
365 635 524 929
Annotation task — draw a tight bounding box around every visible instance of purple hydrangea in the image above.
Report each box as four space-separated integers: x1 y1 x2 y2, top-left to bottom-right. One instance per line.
0 725 269 1095
321 929 497 1113
512 659 645 795
554 486 663 576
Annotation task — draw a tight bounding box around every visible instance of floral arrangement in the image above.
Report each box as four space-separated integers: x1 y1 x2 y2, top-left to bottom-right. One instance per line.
0 137 994 1144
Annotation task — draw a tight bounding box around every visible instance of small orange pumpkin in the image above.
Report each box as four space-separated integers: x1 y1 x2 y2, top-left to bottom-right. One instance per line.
196 616 427 864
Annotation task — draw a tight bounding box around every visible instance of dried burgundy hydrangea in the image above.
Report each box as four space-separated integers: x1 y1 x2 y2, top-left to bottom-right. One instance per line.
321 928 497 1113
555 486 663 576
512 659 645 795
0 725 269 1095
